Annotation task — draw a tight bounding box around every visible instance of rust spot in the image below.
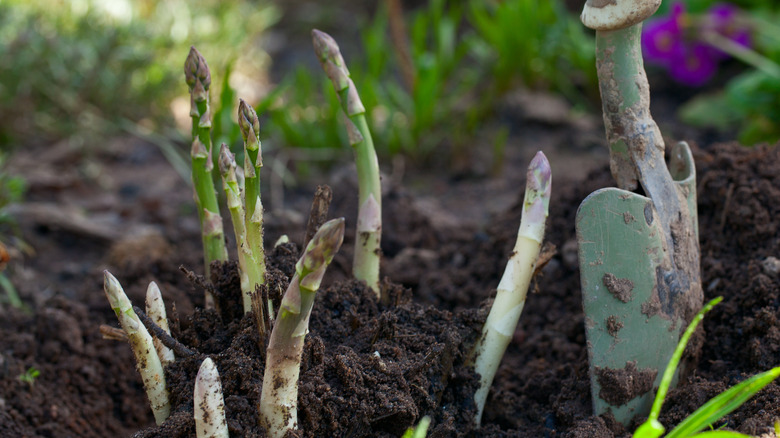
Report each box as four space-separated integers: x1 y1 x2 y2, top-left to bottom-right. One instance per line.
623 212 635 224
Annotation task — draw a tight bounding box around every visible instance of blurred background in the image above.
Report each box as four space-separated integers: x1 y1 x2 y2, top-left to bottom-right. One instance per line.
0 0 779 305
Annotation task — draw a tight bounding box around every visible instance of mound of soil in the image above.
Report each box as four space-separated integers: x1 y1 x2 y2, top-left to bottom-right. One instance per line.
0 141 778 437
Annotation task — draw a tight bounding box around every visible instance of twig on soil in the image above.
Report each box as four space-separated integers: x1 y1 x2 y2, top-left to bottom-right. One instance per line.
99 324 127 342
403 343 444 380
719 182 735 233
302 184 333 252
134 306 198 358
251 288 272 357
179 265 219 303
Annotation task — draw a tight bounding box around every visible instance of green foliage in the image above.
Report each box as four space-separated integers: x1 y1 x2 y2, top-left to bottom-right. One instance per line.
259 0 592 165
17 367 40 387
633 297 780 438
468 0 597 104
0 0 278 149
653 5 780 145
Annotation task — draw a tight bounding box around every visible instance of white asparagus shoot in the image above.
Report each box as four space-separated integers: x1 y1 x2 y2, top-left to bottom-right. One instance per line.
145 281 175 366
259 218 345 438
103 271 170 425
470 151 551 426
194 357 229 438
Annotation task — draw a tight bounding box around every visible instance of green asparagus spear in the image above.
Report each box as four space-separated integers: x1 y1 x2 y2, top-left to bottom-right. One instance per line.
185 47 228 285
218 144 265 316
259 218 345 437
312 30 382 297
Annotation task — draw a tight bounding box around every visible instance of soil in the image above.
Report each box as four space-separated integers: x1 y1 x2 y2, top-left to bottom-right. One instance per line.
1 129 779 438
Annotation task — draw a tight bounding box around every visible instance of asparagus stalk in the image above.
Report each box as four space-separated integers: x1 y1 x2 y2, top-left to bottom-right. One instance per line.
194 357 229 438
238 100 270 317
145 281 175 366
185 47 228 284
469 152 551 426
218 144 265 315
103 271 170 425
259 218 345 437
312 30 382 297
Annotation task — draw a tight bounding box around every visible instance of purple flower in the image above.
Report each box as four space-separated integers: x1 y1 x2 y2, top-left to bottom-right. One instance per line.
642 2 685 67
668 43 719 86
641 1 752 86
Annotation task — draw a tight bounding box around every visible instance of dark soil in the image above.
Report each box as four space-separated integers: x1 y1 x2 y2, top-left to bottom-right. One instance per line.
1 137 778 437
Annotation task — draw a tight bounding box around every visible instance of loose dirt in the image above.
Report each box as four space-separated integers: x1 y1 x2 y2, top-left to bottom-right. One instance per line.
0 137 778 437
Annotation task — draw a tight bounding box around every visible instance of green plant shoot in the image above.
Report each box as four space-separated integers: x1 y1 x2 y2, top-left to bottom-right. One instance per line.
312 30 382 297
634 296 780 438
185 47 228 288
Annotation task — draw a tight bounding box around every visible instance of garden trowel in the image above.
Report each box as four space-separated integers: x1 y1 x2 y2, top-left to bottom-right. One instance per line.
576 0 703 425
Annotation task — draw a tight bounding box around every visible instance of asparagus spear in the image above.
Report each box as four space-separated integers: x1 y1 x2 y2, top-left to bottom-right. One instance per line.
103 271 170 425
194 357 229 438
469 152 551 426
312 30 382 297
185 47 228 284
238 100 270 317
145 281 175 366
259 218 345 437
218 144 265 315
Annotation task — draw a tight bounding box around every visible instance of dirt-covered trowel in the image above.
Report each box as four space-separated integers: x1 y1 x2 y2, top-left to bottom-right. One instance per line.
575 0 703 425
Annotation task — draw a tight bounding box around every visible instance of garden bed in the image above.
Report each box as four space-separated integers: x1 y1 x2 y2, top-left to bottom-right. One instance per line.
0 134 777 437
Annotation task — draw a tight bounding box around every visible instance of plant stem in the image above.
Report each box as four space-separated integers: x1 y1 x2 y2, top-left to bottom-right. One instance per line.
185 47 228 286
238 99 269 316
103 271 170 425
194 357 229 438
470 152 551 426
218 144 264 315
145 281 175 366
259 218 345 437
312 30 382 297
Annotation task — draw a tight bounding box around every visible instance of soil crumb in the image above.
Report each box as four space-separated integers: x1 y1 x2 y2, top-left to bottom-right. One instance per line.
602 273 634 303
595 361 657 406
606 315 624 337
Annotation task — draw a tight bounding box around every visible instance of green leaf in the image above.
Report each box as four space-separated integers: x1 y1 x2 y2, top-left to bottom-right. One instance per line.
679 93 739 129
665 367 780 438
401 416 430 438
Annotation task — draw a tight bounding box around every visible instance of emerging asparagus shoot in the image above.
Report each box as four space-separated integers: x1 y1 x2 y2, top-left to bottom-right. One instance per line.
218 143 265 315
185 47 228 288
145 281 175 366
312 29 382 297
103 271 170 425
259 218 345 437
470 152 551 426
194 357 229 438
